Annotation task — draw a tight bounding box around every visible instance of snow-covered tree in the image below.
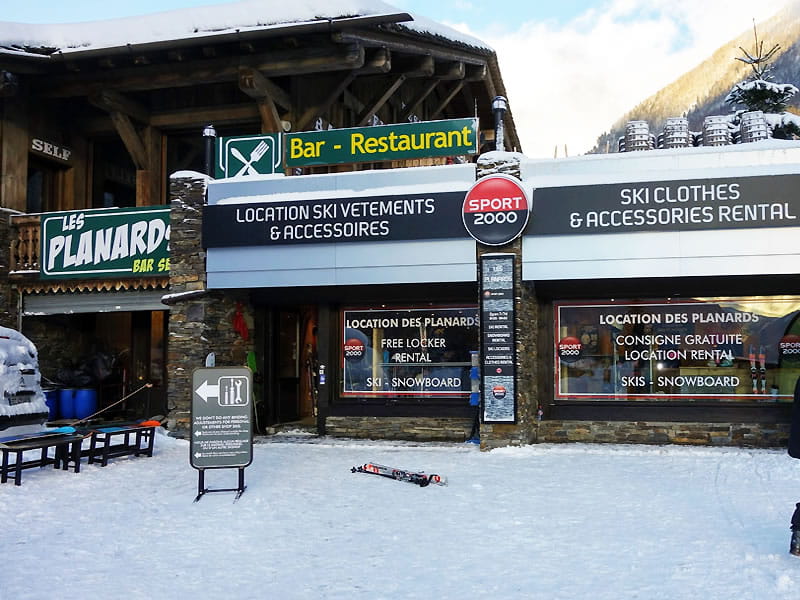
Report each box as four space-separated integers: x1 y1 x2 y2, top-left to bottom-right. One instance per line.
725 24 800 138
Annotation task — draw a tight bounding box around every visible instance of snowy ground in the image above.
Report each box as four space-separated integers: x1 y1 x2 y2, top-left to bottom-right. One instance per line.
2 431 799 600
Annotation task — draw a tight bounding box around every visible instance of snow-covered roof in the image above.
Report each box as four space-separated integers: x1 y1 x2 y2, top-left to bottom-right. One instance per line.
0 0 490 59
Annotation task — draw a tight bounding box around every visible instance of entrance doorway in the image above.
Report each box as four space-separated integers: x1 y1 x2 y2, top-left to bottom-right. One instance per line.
262 306 318 428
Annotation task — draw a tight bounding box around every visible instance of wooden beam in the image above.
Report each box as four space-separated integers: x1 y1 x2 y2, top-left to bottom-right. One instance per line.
1 95 28 212
359 48 391 75
435 61 465 81
343 89 365 114
465 63 487 81
295 72 356 131
333 31 487 66
431 81 465 119
38 43 365 98
109 111 148 170
256 97 282 133
89 89 150 123
357 74 406 126
399 79 439 120
81 103 262 133
237 66 292 110
394 55 434 78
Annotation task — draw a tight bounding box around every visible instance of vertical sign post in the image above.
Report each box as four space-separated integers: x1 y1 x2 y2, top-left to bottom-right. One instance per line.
480 254 516 423
191 367 253 501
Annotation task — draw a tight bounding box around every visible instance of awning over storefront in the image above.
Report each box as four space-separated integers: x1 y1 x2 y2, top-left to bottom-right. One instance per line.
23 290 169 315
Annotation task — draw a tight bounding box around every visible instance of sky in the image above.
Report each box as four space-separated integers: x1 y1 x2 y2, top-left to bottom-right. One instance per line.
1 0 793 156
1 431 800 599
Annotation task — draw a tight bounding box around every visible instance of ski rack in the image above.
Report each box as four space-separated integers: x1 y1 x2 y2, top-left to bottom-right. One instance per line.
193 467 247 502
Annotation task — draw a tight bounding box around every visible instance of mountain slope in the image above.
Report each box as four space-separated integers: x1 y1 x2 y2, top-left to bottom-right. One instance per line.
591 2 800 153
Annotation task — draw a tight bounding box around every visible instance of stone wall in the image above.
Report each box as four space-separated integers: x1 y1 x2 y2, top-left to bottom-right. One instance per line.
166 173 255 434
537 420 791 448
325 416 474 442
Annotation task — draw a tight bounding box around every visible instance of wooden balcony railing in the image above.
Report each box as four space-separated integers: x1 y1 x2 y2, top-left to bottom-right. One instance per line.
9 215 41 274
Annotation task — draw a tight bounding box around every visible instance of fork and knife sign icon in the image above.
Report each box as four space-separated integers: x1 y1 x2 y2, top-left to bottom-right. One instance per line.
231 140 270 176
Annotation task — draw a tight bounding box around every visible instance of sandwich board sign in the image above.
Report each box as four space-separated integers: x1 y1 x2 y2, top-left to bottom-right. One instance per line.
215 133 282 178
190 367 253 500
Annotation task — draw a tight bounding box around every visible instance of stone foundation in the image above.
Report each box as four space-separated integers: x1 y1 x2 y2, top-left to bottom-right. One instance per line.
166 173 255 434
537 420 790 448
325 416 474 442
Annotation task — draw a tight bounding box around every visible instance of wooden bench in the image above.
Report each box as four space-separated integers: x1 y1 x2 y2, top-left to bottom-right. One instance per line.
0 433 85 486
87 425 156 467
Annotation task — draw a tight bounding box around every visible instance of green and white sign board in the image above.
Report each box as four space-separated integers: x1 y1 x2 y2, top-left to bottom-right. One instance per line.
215 133 282 178
190 367 253 469
284 117 479 167
40 206 170 279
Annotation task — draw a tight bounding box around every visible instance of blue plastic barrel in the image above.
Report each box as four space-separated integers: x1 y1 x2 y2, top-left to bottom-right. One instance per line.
74 388 98 419
59 389 75 419
44 390 58 420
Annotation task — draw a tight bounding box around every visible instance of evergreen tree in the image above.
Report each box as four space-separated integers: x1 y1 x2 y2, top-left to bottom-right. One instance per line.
725 23 800 138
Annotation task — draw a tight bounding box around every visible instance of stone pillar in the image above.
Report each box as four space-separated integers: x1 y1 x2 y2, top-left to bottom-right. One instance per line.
476 153 539 450
165 173 255 435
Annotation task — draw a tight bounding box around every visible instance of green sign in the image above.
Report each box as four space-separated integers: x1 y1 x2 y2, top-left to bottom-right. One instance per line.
216 133 282 178
40 206 170 279
285 118 479 167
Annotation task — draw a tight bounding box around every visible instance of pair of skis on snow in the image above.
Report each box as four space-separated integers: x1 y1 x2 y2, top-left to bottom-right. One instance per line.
351 462 447 487
748 345 768 394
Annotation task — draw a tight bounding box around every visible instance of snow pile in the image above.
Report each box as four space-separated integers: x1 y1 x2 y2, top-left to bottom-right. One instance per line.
0 326 47 418
1 435 799 599
0 0 489 56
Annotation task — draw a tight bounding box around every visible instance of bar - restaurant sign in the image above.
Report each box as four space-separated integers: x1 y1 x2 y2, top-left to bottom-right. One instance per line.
40 206 170 279
284 118 479 167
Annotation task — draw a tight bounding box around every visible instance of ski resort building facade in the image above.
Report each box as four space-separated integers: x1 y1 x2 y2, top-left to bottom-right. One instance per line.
0 3 520 434
1 3 798 449
170 140 800 449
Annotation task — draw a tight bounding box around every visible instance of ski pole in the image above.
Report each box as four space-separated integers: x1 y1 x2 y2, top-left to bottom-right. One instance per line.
71 382 153 426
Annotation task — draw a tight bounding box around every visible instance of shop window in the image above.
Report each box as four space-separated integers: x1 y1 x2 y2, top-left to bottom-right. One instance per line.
555 297 800 402
341 306 478 398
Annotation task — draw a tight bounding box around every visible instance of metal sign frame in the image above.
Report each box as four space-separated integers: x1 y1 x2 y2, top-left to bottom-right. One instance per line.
190 367 254 501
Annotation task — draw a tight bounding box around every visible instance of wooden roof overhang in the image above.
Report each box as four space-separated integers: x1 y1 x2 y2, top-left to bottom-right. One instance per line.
2 13 520 151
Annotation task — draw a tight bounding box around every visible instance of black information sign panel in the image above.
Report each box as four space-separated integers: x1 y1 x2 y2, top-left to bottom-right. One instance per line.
202 191 468 247
528 174 800 235
480 254 516 423
190 367 253 469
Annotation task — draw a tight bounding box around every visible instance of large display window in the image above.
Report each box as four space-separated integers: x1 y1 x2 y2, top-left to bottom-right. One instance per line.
341 306 478 398
555 297 800 401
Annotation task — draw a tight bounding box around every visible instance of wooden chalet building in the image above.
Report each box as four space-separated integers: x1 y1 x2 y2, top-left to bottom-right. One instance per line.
0 1 519 433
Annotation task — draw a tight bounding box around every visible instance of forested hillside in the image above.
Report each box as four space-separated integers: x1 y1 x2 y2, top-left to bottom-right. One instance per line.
591 2 800 153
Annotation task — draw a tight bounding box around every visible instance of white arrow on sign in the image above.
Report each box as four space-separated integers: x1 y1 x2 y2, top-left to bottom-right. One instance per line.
195 379 219 403
194 452 203 458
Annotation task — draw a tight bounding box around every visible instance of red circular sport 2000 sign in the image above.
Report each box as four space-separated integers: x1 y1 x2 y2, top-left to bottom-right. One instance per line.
462 174 531 246
557 336 583 364
343 338 365 361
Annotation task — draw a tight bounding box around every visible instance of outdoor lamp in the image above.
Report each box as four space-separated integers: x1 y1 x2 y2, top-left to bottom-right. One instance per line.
203 124 217 177
791 502 800 556
492 96 508 152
